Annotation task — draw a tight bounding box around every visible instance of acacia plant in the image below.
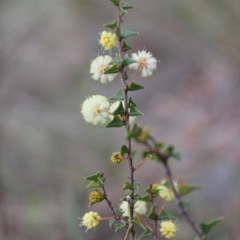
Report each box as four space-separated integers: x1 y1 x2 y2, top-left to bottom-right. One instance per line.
79 1 222 239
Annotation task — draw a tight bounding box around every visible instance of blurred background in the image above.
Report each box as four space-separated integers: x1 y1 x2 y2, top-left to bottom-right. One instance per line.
0 0 240 239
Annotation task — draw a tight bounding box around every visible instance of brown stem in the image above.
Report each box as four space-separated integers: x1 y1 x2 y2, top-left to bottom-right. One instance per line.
149 192 158 240
136 131 203 238
102 184 127 226
162 160 203 238
117 1 135 239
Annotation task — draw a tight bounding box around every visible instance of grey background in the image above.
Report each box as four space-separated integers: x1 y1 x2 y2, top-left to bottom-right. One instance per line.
0 0 240 239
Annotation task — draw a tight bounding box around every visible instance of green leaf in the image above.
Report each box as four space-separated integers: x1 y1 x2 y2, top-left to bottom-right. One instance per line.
163 145 175 156
104 20 117 30
172 151 181 161
126 123 140 140
138 230 153 239
178 181 204 196
122 41 132 52
133 182 140 190
122 54 137 66
121 27 138 39
129 105 144 116
104 63 119 74
106 117 124 128
143 186 159 197
121 1 133 10
113 102 125 114
86 181 101 189
128 97 137 107
114 208 124 216
84 172 102 181
158 210 177 221
138 194 151 202
182 200 190 212
200 217 223 236
110 0 119 6
123 182 131 190
109 219 115 228
128 82 145 91
147 205 157 220
131 149 138 163
133 217 147 230
124 70 128 80
110 53 122 64
115 223 125 232
109 89 123 101
120 8 128 17
121 145 129 156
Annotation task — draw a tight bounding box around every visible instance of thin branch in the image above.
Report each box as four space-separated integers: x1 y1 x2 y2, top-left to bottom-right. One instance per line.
149 191 158 240
162 160 203 238
134 128 203 238
116 2 135 239
102 184 127 226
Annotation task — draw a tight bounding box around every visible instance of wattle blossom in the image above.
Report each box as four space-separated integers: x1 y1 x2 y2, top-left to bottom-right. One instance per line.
90 55 118 84
79 211 101 231
129 50 157 77
81 95 110 125
99 31 117 50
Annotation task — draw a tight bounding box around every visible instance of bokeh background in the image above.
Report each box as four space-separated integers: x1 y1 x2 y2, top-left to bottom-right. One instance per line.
0 0 240 239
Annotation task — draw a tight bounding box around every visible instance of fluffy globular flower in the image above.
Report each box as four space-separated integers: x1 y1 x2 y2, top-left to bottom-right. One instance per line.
109 101 136 124
159 221 177 239
158 185 175 201
90 55 118 84
129 50 157 77
79 211 101 231
111 152 123 164
89 190 104 204
99 31 117 50
81 95 110 125
120 200 147 217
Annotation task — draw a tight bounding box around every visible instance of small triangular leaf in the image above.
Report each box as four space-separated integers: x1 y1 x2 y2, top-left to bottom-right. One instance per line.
121 145 129 156
133 182 140 190
124 69 128 80
158 210 177 221
104 63 119 74
109 219 115 228
120 7 128 17
114 208 124 217
86 181 101 189
121 27 138 39
115 223 125 232
123 182 131 190
200 217 223 236
121 2 133 10
109 89 123 101
129 106 144 116
122 41 132 52
128 82 145 91
122 54 137 66
84 172 101 181
139 194 151 202
138 230 153 239
104 20 117 30
131 149 137 163
113 102 125 114
178 181 204 196
128 97 137 107
110 0 119 6
110 53 122 64
106 117 124 128
147 205 157 220
172 151 181 161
